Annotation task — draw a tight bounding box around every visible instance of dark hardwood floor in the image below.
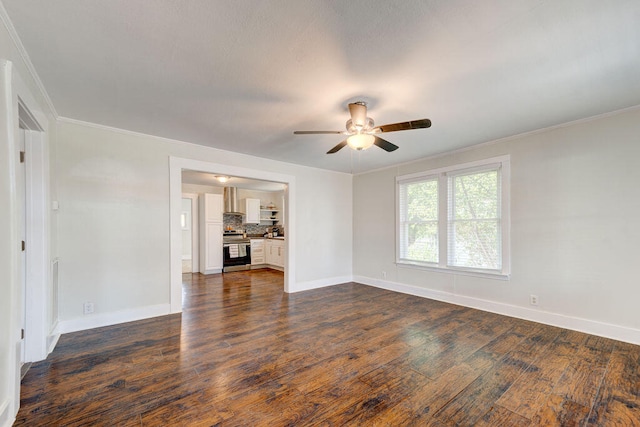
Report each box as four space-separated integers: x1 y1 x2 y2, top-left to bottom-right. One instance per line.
15 269 640 426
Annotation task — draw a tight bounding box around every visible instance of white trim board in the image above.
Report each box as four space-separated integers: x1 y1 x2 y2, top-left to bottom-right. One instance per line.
0 3 58 118
0 399 11 427
354 275 640 345
55 304 171 334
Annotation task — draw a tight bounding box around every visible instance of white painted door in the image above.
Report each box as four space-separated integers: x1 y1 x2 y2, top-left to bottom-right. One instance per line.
17 128 26 366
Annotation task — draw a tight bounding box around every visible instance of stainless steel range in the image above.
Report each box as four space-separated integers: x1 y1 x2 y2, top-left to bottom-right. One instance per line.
222 231 251 272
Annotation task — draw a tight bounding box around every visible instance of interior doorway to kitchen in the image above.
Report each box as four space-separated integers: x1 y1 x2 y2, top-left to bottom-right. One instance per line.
169 157 296 313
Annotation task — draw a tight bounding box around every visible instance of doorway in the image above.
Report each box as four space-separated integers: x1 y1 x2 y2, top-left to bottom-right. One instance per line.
18 98 52 363
169 157 297 313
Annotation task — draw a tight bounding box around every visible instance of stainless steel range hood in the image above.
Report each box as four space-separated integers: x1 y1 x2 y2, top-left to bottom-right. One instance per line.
223 187 242 214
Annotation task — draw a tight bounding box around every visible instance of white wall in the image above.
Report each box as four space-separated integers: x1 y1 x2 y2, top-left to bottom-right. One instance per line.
353 106 640 344
55 120 353 331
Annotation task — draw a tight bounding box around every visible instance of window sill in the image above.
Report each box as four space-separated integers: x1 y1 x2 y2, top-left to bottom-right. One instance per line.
396 261 510 281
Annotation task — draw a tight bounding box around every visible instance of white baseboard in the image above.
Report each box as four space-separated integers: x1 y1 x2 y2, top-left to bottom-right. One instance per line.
0 399 13 427
354 275 640 346
291 275 353 293
55 303 172 334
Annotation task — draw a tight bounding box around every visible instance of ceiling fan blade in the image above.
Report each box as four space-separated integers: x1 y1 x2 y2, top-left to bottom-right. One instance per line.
375 118 431 133
348 102 367 127
327 140 348 154
293 130 343 135
373 136 399 152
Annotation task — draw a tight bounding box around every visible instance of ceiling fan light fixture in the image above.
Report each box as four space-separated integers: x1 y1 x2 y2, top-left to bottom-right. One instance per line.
347 134 375 151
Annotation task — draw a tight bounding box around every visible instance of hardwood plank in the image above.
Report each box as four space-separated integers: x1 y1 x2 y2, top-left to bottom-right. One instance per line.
475 404 531 426
552 334 615 408
586 342 640 425
496 329 586 418
432 323 563 425
531 393 590 426
369 363 482 425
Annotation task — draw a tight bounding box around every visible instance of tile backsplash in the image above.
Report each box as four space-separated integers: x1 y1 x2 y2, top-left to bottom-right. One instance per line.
223 214 281 235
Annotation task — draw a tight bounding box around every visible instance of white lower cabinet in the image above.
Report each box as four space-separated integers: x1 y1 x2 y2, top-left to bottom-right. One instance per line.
265 239 284 268
250 239 265 265
200 222 223 274
265 239 274 265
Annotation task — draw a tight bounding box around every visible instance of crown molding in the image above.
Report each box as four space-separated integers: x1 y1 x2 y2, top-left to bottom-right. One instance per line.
0 1 58 118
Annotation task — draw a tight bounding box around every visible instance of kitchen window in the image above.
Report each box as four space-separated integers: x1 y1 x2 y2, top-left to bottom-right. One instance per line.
396 156 510 278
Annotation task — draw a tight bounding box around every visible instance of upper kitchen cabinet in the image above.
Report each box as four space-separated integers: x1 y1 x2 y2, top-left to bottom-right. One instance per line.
203 193 223 223
241 198 261 224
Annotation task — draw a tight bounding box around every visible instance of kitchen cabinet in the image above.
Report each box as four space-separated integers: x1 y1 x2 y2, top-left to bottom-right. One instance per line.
265 239 284 268
199 193 223 274
250 239 265 265
203 223 223 272
204 192 223 222
273 240 285 267
241 198 261 224
265 239 273 265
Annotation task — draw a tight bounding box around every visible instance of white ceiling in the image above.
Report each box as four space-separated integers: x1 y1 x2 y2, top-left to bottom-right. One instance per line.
3 0 640 174
182 170 285 192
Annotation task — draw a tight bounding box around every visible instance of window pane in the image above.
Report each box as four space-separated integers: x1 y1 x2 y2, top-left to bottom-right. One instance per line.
407 180 438 221
399 179 438 263
452 170 498 220
449 220 500 269
448 167 501 270
402 221 438 263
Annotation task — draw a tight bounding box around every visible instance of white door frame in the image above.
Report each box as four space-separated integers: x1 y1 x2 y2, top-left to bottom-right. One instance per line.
1 60 52 421
21 111 52 363
169 157 296 313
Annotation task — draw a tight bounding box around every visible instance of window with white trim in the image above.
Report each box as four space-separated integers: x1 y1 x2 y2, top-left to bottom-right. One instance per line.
397 156 510 277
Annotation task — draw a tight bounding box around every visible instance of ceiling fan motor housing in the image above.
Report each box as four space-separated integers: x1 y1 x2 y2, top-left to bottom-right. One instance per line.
346 117 374 134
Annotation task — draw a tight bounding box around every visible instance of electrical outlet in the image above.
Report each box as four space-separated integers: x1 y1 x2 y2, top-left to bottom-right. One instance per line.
382 271 387 279
529 295 539 306
83 302 94 315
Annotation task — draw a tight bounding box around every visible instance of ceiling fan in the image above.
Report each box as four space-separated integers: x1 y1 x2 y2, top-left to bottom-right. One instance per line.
294 101 431 154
